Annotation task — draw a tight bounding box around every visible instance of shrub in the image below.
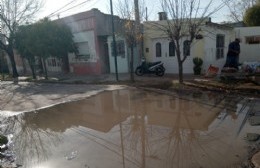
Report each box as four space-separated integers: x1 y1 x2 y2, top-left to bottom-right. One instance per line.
193 57 203 75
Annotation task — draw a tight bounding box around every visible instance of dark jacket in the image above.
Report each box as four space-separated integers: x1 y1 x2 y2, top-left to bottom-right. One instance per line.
227 41 240 57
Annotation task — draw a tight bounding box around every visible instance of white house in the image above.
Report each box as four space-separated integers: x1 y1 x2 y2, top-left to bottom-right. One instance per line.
235 27 260 63
143 17 234 74
107 35 140 73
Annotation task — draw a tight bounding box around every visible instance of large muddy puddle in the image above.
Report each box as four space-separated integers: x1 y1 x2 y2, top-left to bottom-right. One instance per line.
0 89 260 168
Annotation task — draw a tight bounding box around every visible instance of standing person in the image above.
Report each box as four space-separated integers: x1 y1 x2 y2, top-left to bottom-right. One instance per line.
225 38 240 70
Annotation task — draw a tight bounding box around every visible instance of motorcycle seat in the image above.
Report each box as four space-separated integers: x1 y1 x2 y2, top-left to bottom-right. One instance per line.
148 61 162 67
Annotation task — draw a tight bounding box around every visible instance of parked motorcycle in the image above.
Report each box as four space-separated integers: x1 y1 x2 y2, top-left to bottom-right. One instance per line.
135 59 165 76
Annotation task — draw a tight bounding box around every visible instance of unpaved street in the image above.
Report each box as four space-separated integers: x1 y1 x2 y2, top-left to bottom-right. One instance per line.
0 82 125 112
0 81 260 168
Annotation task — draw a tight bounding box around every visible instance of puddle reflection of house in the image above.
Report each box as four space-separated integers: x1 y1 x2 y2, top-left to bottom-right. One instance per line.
145 96 221 131
29 91 131 133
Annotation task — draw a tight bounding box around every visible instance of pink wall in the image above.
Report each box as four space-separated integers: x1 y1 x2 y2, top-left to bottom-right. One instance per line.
71 61 101 75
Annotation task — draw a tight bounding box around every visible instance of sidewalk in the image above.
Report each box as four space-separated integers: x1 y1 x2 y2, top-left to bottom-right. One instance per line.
15 73 259 97
46 73 203 84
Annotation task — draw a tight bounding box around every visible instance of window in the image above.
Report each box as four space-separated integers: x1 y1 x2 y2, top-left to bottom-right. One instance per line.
117 40 125 58
169 41 175 57
111 40 125 58
245 36 260 44
76 42 91 61
183 40 191 56
156 42 162 57
216 34 225 59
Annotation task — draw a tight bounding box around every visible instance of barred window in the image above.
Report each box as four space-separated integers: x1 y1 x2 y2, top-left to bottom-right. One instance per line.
76 42 91 61
169 41 175 57
111 40 125 58
245 36 260 44
183 40 191 56
216 34 225 59
156 42 162 57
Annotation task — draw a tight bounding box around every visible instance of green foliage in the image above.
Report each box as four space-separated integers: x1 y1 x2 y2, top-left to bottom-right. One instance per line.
16 18 77 59
193 57 203 75
0 50 9 74
193 57 203 66
30 18 77 58
244 5 260 26
15 18 77 78
15 25 38 79
0 135 8 145
15 25 35 61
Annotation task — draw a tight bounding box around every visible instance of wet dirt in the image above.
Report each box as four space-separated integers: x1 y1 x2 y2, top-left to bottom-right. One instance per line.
0 88 260 168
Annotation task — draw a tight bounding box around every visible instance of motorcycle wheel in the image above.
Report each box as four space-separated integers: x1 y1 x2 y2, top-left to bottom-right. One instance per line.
135 67 144 76
156 67 165 76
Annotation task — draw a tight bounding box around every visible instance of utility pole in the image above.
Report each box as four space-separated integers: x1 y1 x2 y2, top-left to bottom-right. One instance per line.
145 7 148 21
110 0 119 81
134 0 142 62
134 0 140 25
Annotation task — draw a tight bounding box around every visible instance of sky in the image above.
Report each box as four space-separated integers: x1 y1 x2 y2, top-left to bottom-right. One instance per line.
37 0 230 23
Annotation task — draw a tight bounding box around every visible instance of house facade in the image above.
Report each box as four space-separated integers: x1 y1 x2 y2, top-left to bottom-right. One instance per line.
56 8 121 75
107 36 129 73
6 9 141 77
143 18 234 74
107 35 140 73
60 9 140 75
235 27 260 63
7 9 249 77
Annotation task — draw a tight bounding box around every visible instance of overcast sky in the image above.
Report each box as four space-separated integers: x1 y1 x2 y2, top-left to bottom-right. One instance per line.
38 0 230 23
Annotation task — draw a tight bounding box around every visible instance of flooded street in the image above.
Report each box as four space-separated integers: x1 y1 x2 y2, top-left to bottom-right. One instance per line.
0 88 259 168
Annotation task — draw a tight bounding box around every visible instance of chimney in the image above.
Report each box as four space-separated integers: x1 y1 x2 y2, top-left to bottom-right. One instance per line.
158 12 167 21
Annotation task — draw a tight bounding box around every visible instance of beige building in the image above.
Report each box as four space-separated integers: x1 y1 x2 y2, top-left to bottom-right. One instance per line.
143 17 234 74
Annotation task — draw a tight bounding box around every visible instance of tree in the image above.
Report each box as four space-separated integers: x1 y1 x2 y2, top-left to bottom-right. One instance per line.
223 0 257 22
22 18 76 79
244 4 260 26
0 48 9 79
0 0 43 80
50 20 76 73
116 0 145 82
148 0 225 84
15 25 37 79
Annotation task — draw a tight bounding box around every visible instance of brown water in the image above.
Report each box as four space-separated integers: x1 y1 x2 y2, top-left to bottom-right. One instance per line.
1 89 260 168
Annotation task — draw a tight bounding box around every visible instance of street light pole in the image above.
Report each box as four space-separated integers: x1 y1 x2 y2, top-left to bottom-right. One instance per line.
110 0 119 81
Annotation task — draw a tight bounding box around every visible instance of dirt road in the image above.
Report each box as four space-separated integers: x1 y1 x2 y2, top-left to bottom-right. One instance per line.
0 82 125 113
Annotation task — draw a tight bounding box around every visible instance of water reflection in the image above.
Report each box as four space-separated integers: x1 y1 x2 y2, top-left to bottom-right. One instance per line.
1 89 259 168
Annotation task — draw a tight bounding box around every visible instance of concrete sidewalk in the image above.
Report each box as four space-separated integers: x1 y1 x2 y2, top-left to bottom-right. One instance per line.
45 73 204 84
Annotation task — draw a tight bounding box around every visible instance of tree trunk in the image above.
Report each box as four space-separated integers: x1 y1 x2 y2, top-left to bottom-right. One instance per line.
42 58 48 80
22 58 27 74
28 58 36 79
38 58 44 75
61 53 70 73
31 64 36 79
7 49 19 78
130 45 135 82
176 42 183 84
178 61 183 84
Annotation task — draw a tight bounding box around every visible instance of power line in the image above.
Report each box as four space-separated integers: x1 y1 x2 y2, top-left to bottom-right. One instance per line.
48 0 96 18
47 0 79 17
